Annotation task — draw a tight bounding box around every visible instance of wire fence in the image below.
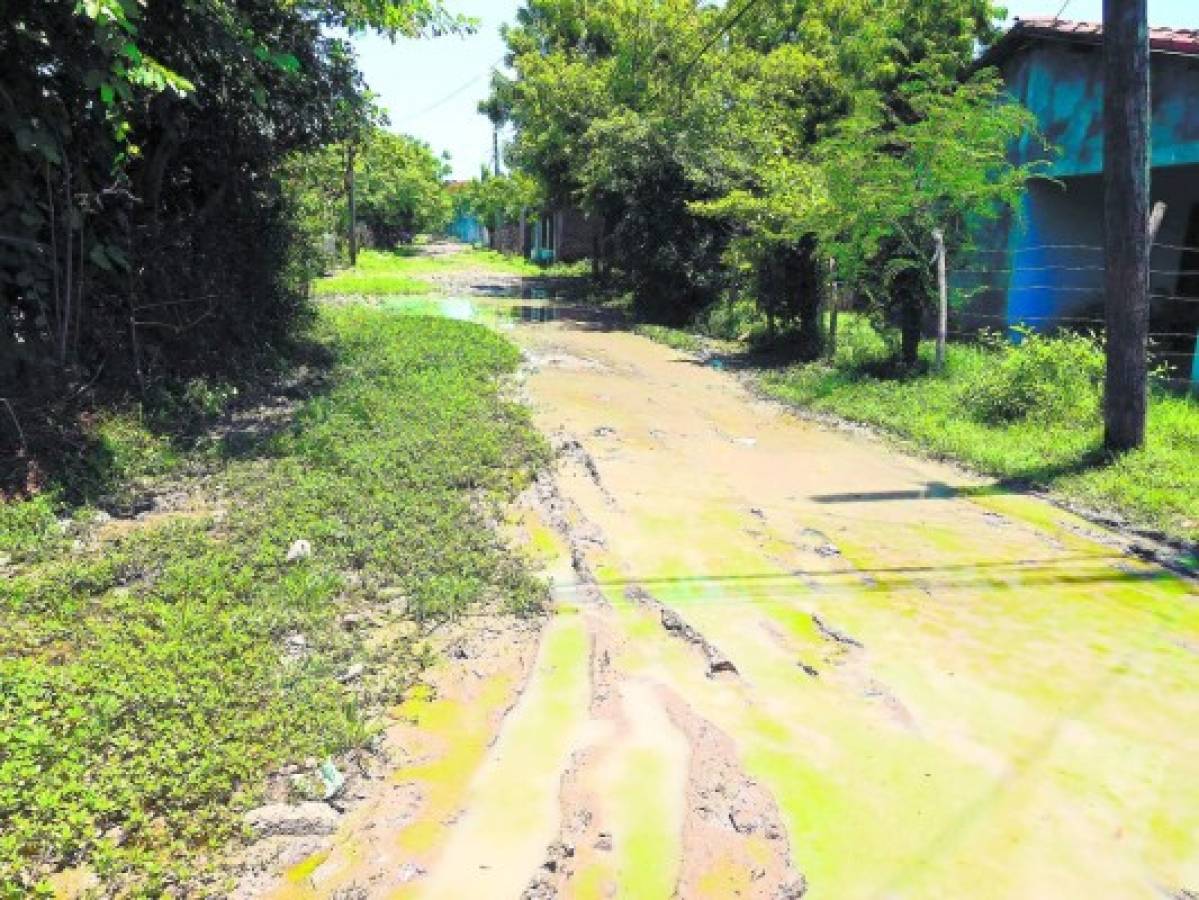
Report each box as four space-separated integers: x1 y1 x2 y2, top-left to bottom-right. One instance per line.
938 238 1199 375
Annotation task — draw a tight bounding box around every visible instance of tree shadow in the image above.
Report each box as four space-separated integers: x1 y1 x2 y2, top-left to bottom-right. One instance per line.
0 333 337 512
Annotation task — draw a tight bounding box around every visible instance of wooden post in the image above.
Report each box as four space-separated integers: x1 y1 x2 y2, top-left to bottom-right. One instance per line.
346 142 358 267
827 258 839 359
1103 0 1150 452
932 228 948 371
1149 201 1167 245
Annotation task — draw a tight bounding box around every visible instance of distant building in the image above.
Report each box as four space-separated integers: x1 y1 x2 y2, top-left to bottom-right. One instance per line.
965 18 1199 387
448 210 485 245
529 207 601 265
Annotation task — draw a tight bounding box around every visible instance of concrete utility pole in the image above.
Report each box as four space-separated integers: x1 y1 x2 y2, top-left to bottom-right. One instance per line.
932 229 948 372
346 142 358 267
1102 0 1150 452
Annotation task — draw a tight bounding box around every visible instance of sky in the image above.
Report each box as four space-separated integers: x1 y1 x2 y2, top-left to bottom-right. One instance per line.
353 0 1199 180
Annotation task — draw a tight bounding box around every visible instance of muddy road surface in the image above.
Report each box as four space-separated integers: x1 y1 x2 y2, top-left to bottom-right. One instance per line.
265 296 1199 899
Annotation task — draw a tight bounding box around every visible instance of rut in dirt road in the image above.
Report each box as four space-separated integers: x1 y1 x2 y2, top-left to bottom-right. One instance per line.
262 297 1198 900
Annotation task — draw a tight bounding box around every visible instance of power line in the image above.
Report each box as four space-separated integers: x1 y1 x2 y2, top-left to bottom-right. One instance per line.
678 0 768 85
395 56 506 125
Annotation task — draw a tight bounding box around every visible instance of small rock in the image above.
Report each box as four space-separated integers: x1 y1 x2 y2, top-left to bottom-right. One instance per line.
593 426 616 438
729 809 760 835
396 863 425 884
777 876 809 899
523 876 555 900
815 543 841 558
287 539 313 562
245 802 340 838
797 661 819 678
594 832 613 852
733 437 757 447
283 633 308 657
660 609 685 633
339 663 365 684
542 841 575 873
92 510 112 525
707 654 738 677
1127 543 1159 563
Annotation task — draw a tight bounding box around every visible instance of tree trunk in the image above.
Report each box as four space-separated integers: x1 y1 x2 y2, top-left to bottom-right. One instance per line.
900 291 922 368
1103 0 1150 452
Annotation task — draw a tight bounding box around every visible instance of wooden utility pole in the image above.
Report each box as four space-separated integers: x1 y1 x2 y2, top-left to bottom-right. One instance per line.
932 229 948 371
1102 0 1150 452
346 142 358 267
492 125 502 251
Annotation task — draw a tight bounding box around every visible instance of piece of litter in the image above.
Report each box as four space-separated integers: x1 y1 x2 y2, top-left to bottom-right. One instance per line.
286 539 313 562
319 760 346 800
733 437 757 447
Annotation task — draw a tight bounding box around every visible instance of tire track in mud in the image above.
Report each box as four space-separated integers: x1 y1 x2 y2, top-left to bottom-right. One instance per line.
522 439 809 898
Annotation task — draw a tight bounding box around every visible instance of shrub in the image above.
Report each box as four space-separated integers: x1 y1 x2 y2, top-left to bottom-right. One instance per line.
962 329 1105 425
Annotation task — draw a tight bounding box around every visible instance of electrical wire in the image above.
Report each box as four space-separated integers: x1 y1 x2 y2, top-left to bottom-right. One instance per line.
395 55 507 125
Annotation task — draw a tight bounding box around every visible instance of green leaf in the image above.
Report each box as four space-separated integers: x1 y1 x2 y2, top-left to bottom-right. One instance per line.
89 245 114 272
271 52 301 74
99 83 115 105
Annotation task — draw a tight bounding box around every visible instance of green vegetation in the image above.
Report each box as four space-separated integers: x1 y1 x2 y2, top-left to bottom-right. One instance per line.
1 0 463 385
0 309 546 895
489 0 1014 337
287 129 455 266
453 171 543 229
746 319 1199 544
314 246 565 297
313 250 437 296
632 325 708 354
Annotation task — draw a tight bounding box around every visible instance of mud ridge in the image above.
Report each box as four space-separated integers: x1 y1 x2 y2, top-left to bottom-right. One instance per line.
661 689 808 899
625 584 739 678
811 613 863 649
531 471 608 600
552 431 618 506
523 611 624 898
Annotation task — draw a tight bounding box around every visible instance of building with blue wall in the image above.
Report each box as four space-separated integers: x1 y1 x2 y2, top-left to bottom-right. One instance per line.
965 18 1199 387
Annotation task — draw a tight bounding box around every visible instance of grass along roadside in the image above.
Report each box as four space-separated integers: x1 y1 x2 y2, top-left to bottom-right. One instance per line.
313 246 585 298
0 309 547 895
636 317 1199 548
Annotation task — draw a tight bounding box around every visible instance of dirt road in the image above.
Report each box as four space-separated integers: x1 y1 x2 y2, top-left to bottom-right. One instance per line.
267 296 1199 899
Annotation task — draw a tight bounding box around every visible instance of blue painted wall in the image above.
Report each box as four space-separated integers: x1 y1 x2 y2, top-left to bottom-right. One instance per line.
1004 42 1199 176
449 212 485 245
958 40 1199 386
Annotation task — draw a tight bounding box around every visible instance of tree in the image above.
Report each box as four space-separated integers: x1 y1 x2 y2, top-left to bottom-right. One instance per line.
460 171 543 225
356 131 453 244
492 0 735 322
1 1 465 400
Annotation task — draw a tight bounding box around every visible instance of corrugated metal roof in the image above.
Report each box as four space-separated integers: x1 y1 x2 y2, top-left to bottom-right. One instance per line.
978 17 1199 67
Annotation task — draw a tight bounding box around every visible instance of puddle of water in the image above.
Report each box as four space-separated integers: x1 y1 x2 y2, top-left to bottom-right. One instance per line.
376 293 624 332
379 294 565 328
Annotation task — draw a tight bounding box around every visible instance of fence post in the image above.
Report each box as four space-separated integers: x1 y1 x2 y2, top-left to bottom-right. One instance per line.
827 258 839 360
932 228 947 371
1148 201 1167 245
